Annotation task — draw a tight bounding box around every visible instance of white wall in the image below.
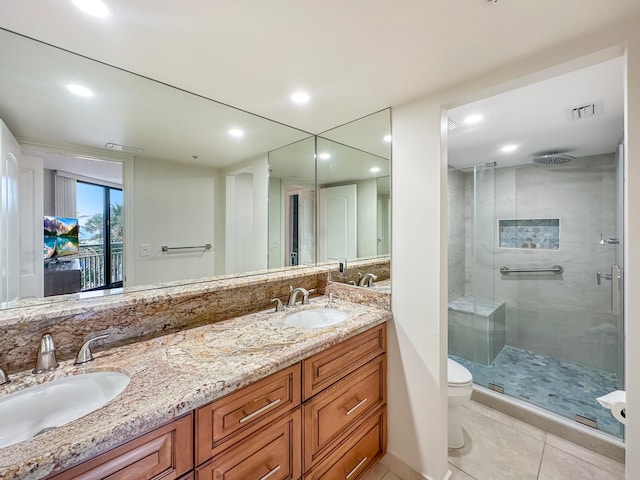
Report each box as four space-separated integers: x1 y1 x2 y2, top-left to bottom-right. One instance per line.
132 156 217 286
391 98 448 479
357 178 378 258
222 155 269 274
391 14 640 479
267 176 283 269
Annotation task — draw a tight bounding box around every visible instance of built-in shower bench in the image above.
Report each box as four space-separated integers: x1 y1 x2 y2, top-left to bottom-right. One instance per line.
448 295 506 365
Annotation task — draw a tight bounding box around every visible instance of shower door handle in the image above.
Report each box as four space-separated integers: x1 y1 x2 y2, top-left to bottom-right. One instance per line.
610 265 621 315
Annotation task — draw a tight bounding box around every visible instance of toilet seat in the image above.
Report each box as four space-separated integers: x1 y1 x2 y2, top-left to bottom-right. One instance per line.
448 358 472 386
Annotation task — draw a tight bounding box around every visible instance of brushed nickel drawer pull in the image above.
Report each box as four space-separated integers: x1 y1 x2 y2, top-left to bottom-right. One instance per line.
345 398 368 416
345 456 368 479
239 398 281 424
258 464 281 480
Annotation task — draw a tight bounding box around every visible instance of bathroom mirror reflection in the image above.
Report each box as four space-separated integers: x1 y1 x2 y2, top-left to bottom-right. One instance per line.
0 28 392 309
315 136 390 263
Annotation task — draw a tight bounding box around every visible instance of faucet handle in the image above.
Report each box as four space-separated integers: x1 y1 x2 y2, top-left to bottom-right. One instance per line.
302 288 317 305
0 367 9 385
74 334 110 365
325 293 336 308
270 298 284 312
33 333 59 374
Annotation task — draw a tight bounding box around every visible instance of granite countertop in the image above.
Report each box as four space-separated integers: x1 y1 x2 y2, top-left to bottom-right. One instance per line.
368 279 391 294
0 297 390 480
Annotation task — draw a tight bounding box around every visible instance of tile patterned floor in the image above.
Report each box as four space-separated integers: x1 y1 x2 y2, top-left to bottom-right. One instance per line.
450 345 624 438
363 401 625 480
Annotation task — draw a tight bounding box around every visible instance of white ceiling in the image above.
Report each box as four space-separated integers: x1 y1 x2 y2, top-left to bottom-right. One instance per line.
1 0 639 135
447 57 624 169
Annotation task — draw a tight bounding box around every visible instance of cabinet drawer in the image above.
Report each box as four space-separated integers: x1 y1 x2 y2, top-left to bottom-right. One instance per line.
303 324 386 400
196 408 301 480
47 414 193 480
196 364 301 465
305 407 386 480
303 354 386 470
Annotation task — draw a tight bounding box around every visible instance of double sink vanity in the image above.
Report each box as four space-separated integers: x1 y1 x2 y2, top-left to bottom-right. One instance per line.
0 262 391 480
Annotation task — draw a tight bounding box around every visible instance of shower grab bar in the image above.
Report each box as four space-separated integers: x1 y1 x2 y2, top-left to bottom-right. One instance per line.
161 243 212 252
500 265 564 275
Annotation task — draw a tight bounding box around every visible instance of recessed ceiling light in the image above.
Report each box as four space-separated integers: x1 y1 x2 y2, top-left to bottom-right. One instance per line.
370 167 381 173
66 83 95 97
72 0 111 18
464 114 483 125
318 153 331 160
501 144 518 153
228 128 244 138
290 92 310 104
383 135 392 143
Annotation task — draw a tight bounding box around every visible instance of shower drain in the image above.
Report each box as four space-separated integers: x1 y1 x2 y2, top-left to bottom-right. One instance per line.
575 414 598 429
488 383 504 394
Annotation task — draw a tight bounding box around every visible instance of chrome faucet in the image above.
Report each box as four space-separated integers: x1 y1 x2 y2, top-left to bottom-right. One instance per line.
33 333 59 374
74 334 110 365
358 273 378 287
287 286 310 307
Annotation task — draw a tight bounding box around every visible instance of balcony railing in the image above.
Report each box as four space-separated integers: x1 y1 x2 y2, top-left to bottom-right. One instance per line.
78 243 123 291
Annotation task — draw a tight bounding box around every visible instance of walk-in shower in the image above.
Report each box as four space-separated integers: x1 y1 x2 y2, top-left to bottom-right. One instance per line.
447 152 625 440
446 56 626 442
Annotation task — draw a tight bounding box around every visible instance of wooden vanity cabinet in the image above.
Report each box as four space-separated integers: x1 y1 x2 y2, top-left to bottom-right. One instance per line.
302 323 387 479
195 364 302 480
46 413 193 480
44 323 387 480
195 409 301 480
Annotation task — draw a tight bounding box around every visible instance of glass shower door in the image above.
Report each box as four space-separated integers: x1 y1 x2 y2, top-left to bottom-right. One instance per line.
448 154 625 440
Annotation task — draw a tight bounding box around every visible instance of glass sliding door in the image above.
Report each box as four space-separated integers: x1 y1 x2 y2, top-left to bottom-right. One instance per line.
77 181 123 291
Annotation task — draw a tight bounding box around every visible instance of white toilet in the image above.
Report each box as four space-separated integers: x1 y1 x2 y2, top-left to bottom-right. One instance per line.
447 358 473 448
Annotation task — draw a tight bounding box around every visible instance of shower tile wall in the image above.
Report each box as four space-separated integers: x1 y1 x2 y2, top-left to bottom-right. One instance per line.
469 154 619 372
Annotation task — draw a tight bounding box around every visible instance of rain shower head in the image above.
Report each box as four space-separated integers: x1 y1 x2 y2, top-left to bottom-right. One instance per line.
531 153 575 166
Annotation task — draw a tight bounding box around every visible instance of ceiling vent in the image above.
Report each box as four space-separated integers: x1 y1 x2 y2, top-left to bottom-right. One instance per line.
565 100 603 121
447 119 459 131
105 142 144 153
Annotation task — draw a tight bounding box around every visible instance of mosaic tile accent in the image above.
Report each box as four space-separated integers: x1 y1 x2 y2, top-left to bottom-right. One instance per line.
450 345 624 438
498 218 560 250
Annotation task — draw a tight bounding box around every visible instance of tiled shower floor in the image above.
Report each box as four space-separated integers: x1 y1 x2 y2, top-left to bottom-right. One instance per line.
450 345 624 438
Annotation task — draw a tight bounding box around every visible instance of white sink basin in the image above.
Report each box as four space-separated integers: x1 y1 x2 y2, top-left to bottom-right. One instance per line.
284 308 349 329
0 371 130 448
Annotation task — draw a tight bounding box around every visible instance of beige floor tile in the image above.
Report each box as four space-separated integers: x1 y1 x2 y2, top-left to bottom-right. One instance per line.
448 405 545 480
545 434 625 477
448 463 477 479
363 462 389 480
538 444 624 480
464 400 546 442
380 453 427 480
381 472 404 480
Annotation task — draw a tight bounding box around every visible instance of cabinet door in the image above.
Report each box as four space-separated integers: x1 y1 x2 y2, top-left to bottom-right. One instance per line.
196 409 301 480
196 364 300 464
305 408 386 480
47 414 193 480
303 324 386 400
303 355 386 470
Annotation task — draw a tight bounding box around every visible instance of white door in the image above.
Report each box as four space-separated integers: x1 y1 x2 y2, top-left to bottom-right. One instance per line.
318 184 357 262
19 155 44 298
0 121 20 303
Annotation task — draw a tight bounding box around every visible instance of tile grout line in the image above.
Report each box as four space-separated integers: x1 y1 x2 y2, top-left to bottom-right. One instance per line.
536 435 549 479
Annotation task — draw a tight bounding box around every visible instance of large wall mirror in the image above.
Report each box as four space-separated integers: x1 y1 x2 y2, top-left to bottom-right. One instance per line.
0 27 391 310
316 110 391 263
